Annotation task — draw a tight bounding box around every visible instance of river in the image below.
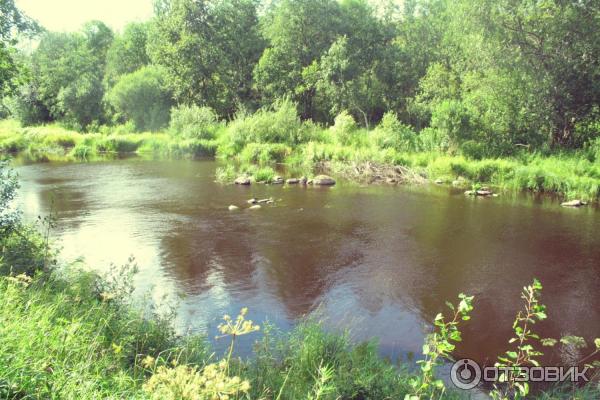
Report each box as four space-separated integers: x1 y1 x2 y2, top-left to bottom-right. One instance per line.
15 158 600 367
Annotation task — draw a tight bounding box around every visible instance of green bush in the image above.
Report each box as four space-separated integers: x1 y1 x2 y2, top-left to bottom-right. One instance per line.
238 143 291 164
418 127 448 153
430 99 477 151
460 139 486 160
330 111 360 145
371 112 417 152
223 99 304 154
107 66 173 132
169 104 219 140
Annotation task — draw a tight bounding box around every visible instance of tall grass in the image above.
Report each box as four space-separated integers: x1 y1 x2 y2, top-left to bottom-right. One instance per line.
3 113 600 201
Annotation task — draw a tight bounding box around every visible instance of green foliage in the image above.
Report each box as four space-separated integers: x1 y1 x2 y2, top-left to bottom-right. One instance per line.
148 0 264 117
169 104 219 140
239 142 291 164
371 112 418 152
491 279 547 400
406 293 474 400
220 99 304 155
29 27 111 130
0 0 40 97
330 110 360 145
107 66 173 132
104 22 150 88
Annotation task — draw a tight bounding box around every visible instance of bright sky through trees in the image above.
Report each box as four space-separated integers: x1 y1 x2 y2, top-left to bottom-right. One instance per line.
15 0 154 32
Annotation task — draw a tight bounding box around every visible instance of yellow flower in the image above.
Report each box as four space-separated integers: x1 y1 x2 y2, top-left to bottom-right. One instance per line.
141 355 155 368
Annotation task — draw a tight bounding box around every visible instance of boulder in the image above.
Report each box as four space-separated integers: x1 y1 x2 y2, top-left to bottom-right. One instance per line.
248 205 262 210
465 189 495 197
234 176 251 185
286 178 299 184
561 199 586 207
247 198 258 204
299 176 308 185
271 176 284 184
228 205 239 211
313 175 336 186
257 198 273 204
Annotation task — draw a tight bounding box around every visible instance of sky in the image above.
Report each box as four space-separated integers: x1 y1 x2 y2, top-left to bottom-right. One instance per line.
15 0 155 32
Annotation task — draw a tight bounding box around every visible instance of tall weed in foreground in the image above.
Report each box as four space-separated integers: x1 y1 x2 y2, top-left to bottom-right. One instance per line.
143 308 259 400
405 293 474 400
491 280 600 400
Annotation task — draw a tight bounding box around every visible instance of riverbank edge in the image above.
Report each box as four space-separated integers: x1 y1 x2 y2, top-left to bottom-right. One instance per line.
2 119 599 204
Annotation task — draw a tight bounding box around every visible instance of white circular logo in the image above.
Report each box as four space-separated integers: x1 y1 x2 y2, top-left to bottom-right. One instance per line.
451 358 482 390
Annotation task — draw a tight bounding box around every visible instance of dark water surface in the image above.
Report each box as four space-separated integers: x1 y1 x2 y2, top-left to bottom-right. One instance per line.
15 159 600 365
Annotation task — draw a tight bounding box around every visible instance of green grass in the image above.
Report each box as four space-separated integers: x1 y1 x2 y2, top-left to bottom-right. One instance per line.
0 120 216 162
1 259 598 399
3 117 600 201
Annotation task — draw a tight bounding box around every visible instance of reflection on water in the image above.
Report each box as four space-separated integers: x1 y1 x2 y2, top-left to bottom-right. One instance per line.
15 159 600 363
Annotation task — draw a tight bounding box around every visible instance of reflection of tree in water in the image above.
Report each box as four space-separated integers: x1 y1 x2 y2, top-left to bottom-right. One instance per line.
157 189 372 319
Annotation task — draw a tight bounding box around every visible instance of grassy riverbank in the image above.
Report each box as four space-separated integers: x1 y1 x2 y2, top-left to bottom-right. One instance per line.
2 109 600 202
4 271 599 400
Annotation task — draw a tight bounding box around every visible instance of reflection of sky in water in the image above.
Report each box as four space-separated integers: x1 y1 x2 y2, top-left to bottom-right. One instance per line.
14 160 600 365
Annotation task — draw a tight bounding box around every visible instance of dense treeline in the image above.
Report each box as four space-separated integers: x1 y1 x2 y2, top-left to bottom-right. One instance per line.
2 0 600 158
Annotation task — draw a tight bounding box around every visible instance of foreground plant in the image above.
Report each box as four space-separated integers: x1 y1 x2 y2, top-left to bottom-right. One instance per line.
491 279 547 400
405 293 474 400
143 360 251 400
143 308 259 400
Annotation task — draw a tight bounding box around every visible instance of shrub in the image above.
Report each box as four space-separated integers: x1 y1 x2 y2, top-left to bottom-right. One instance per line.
215 165 237 183
460 139 486 160
223 99 303 154
9 84 51 126
430 99 477 150
168 139 217 158
418 127 448 153
107 66 173 132
330 111 359 145
169 105 219 140
371 112 417 152
238 143 291 164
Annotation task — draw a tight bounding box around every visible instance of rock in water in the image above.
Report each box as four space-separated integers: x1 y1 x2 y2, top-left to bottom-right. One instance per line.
235 177 251 185
257 198 273 204
271 176 284 184
476 190 493 196
286 178 299 184
435 179 444 184
248 204 262 210
247 198 258 204
228 205 239 211
299 176 308 185
313 175 336 186
561 199 586 207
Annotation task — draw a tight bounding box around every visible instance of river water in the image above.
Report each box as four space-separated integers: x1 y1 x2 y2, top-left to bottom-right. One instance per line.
15 158 600 366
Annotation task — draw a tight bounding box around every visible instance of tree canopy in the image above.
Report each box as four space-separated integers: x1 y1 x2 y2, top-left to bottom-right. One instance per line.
3 0 600 155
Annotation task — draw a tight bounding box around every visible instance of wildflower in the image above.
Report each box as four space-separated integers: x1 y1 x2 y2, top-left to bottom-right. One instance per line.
141 355 156 369
100 291 116 302
6 273 32 287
